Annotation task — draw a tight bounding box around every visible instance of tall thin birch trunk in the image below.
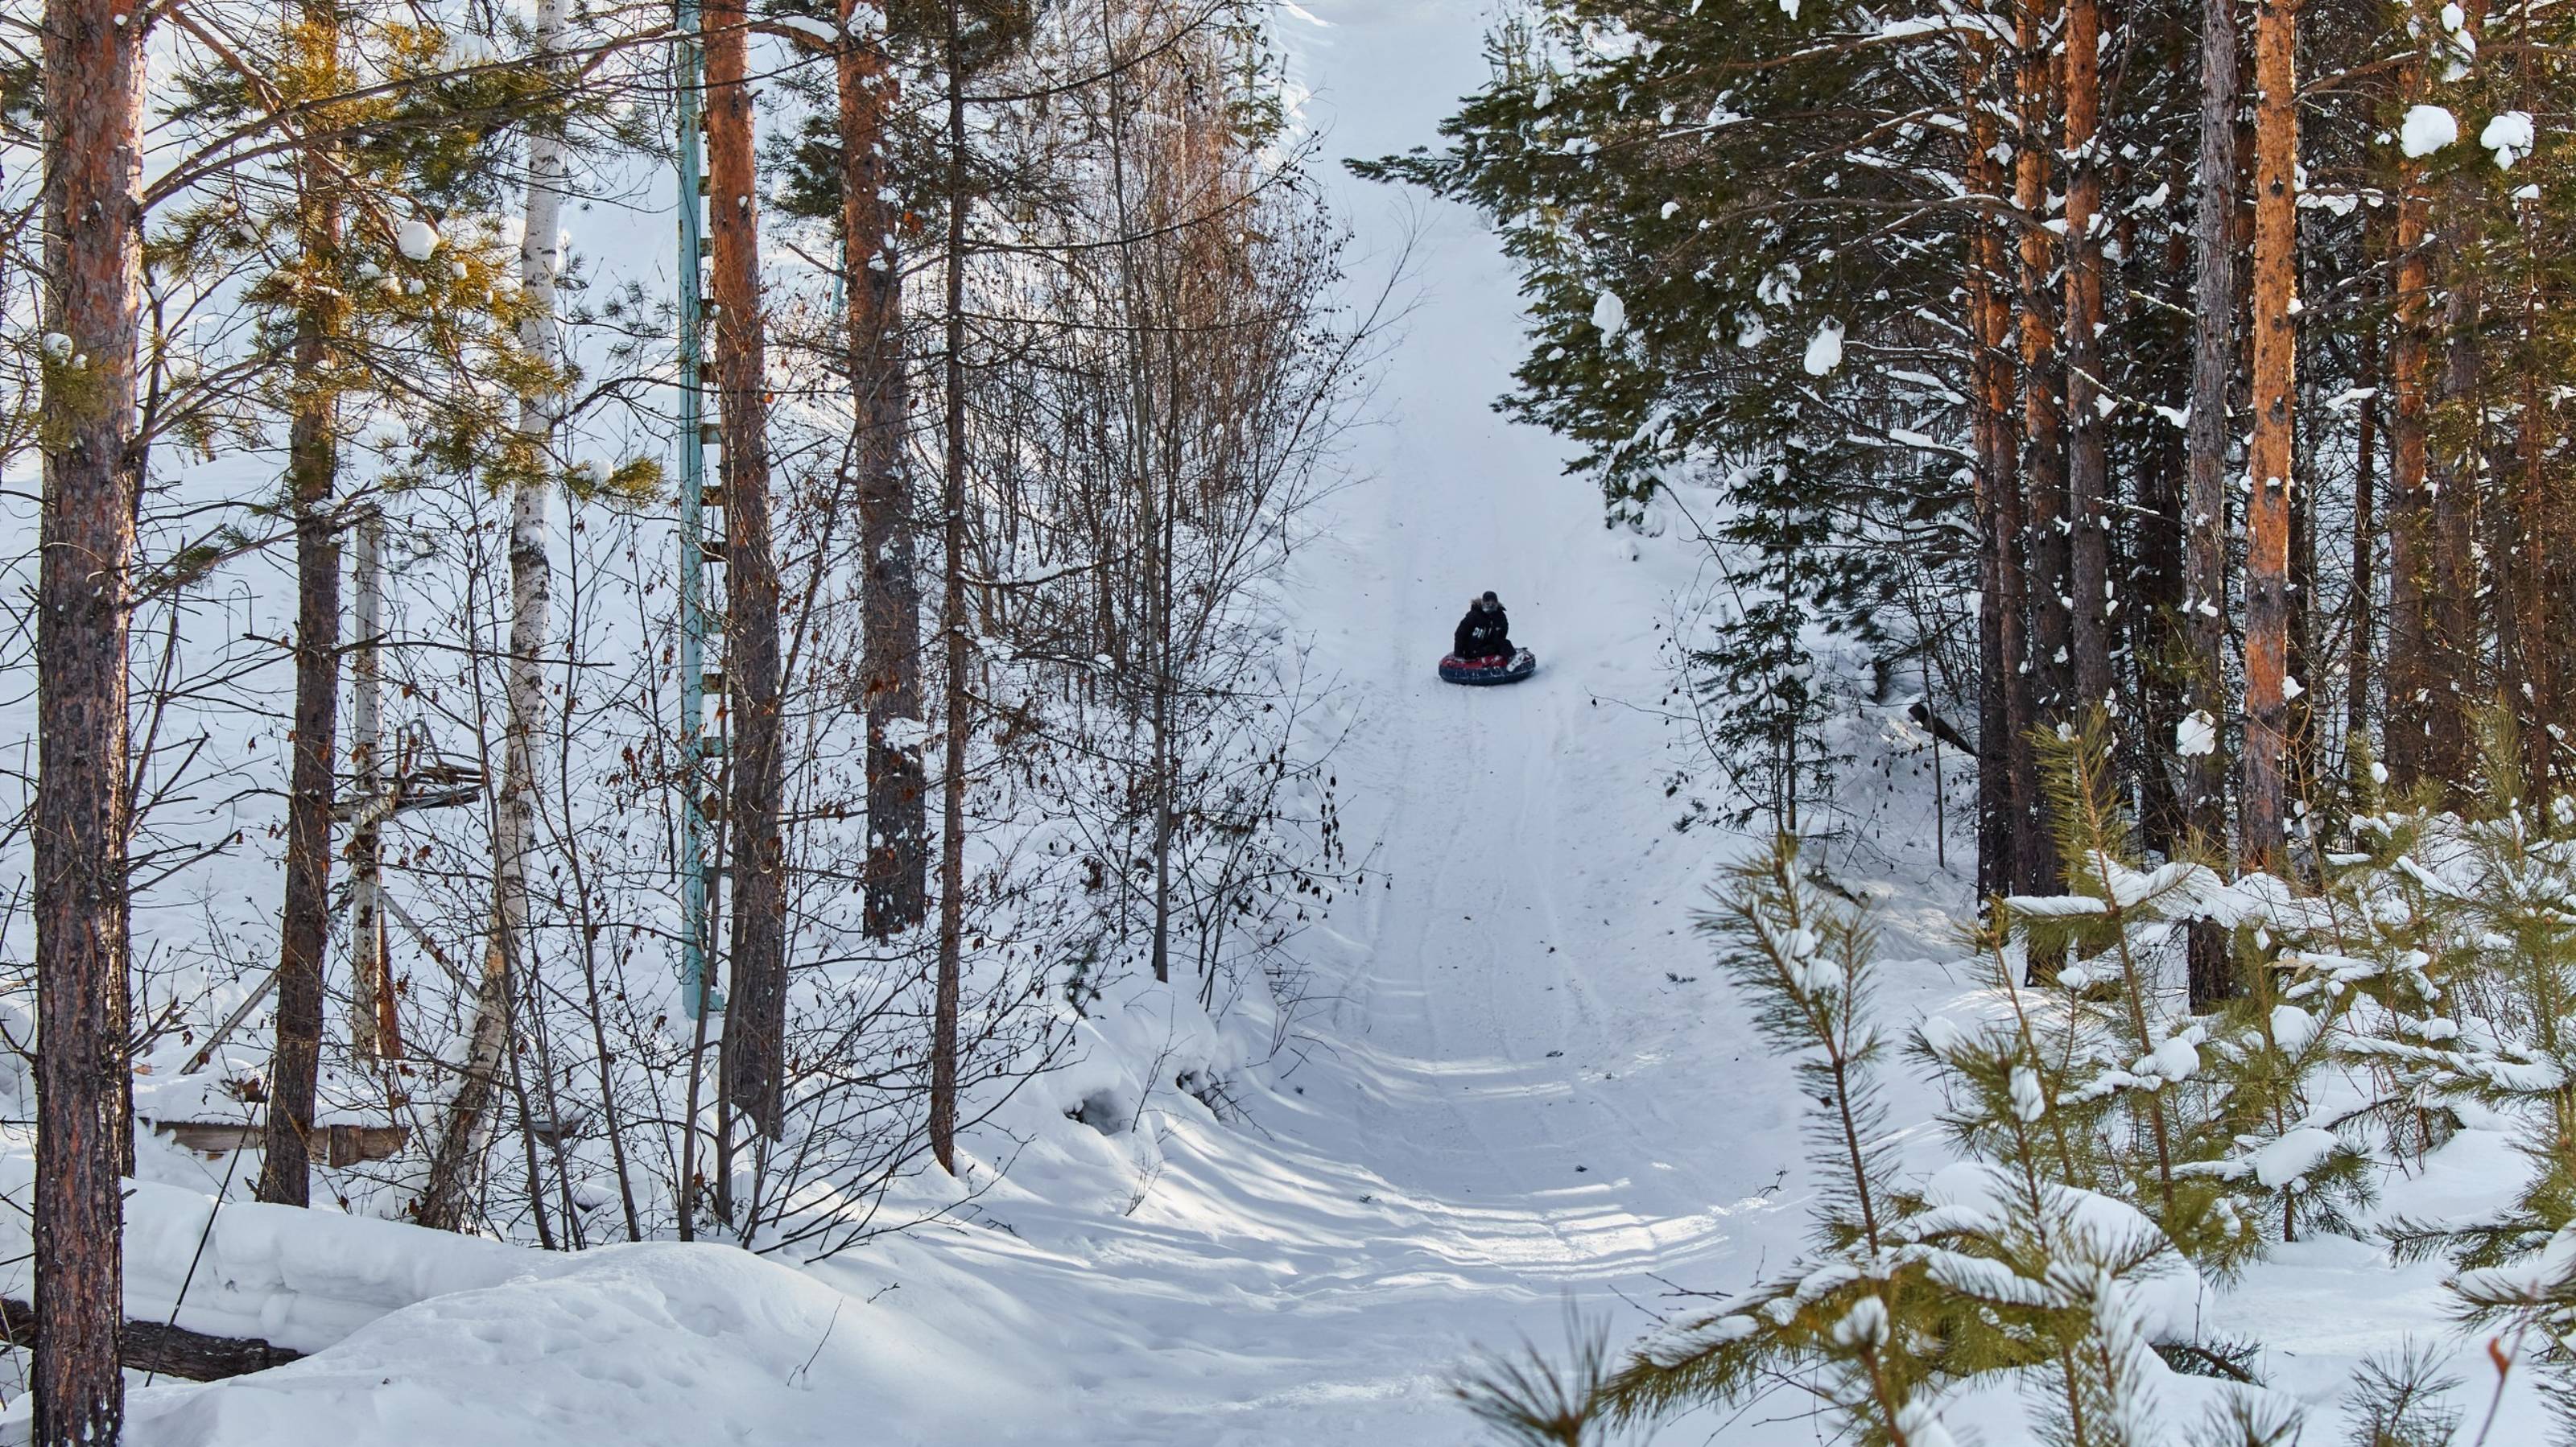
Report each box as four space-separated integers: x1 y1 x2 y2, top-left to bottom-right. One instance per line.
35 0 143 1430
258 0 349 1209
2240 0 2300 876
711 0 789 1139
418 0 568 1224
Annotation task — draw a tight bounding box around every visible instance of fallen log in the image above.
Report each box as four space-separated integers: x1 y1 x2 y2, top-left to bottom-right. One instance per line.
0 1297 304 1381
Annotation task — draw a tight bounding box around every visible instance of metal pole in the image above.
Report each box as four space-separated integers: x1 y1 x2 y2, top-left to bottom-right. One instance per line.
675 0 721 1018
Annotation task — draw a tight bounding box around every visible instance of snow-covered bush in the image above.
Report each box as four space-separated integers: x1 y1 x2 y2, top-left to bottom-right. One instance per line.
2008 717 2374 1270
2310 727 2576 1430
1462 835 2289 1447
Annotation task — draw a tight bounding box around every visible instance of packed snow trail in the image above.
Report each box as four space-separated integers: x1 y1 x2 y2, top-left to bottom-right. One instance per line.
819 2 1822 1437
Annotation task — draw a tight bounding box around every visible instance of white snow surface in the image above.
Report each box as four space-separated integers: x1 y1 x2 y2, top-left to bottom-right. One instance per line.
21 2 2558 1442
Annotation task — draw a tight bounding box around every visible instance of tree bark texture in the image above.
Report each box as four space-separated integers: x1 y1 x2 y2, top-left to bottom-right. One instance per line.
1967 21 2029 901
2425 188 2483 800
258 1 348 1209
0 1298 303 1383
840 1 930 939
930 0 971 1175
348 513 390 1062
2387 132 2433 789
2182 0 2241 1007
711 0 790 1139
35 0 144 1432
2346 266 2379 774
2013 0 2067 910
2060 0 2113 715
2239 0 2299 876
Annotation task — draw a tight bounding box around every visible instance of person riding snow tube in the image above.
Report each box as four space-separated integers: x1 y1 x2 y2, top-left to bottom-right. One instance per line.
1452 592 1513 662
1439 592 1537 684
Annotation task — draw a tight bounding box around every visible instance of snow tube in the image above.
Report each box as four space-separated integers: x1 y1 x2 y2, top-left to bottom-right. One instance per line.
1439 648 1537 686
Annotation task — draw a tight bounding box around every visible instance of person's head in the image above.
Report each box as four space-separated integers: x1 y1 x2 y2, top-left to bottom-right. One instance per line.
1480 591 1501 611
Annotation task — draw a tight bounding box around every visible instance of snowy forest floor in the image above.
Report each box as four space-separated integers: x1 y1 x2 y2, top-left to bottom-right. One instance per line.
6 2 2541 1442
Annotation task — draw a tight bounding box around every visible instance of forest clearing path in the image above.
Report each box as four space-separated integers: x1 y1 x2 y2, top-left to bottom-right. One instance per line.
893 4 1806 1437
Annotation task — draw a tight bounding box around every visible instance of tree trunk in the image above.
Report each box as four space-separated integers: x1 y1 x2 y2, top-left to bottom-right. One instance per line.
35 0 143 1429
348 511 389 1062
2512 338 2550 797
258 1 348 1210
2427 224 2481 798
414 933 511 1230
840 0 929 940
2387 120 2433 789
2182 0 2240 1008
2060 0 2113 715
2240 0 2299 876
416 0 566 1222
0 1298 303 1383
929 0 972 1175
489 0 570 1227
2013 0 2068 923
711 0 789 1140
1967 20 2027 901
2346 265 2380 775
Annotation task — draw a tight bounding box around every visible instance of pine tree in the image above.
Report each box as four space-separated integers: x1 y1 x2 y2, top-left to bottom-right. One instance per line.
34 0 143 1428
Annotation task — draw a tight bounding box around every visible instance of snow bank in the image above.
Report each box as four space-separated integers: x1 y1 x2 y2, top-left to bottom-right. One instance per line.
0 1156 531 1352
111 1243 1022 1447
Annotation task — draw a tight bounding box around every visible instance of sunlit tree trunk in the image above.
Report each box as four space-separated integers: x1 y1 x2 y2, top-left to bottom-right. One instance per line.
34 0 143 1431
2240 0 2300 875
840 0 929 939
258 0 349 1209
930 0 972 1173
712 0 789 1139
419 0 568 1222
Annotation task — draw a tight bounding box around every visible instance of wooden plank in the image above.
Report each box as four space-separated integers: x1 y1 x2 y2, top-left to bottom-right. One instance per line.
145 1120 408 1166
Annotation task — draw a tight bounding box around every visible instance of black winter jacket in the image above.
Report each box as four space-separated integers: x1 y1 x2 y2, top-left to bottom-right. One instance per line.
1452 604 1513 661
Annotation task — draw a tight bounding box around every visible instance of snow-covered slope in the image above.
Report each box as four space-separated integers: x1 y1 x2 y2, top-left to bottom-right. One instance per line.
46 2 2541 1443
